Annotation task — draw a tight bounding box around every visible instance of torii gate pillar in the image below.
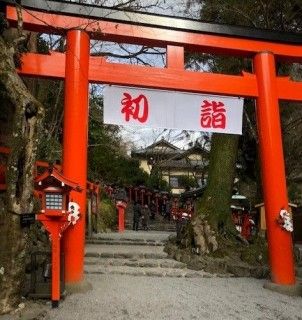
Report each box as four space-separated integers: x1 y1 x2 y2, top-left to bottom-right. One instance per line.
254 52 295 285
62 29 90 284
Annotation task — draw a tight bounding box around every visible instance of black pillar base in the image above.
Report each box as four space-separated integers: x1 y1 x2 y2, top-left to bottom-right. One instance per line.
264 281 302 296
52 300 59 308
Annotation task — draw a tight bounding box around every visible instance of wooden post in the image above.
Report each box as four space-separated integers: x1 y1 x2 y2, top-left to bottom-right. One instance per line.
254 52 295 285
62 29 90 284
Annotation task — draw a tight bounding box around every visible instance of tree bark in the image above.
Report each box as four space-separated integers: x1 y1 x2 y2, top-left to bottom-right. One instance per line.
191 133 239 254
197 133 239 228
0 33 43 314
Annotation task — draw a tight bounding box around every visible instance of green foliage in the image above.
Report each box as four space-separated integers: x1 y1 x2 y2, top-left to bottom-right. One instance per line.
94 197 117 232
178 175 198 190
240 237 268 266
146 168 170 191
0 13 8 35
35 82 63 163
33 78 164 189
37 35 52 54
288 182 302 204
200 0 302 31
88 94 148 186
37 135 62 164
29 35 65 163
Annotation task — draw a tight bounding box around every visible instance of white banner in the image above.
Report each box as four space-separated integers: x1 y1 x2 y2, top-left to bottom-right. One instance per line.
103 86 244 135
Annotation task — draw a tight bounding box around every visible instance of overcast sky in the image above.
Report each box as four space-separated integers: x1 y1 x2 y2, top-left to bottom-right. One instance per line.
69 0 201 19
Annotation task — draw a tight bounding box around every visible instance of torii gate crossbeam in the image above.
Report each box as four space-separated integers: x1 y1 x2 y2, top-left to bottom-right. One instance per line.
3 0 302 291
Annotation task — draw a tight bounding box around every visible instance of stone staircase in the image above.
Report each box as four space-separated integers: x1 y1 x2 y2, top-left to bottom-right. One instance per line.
85 231 226 278
124 221 176 232
86 236 164 247
147 220 176 232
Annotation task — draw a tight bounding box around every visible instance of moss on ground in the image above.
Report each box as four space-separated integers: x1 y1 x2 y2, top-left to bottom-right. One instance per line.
165 229 270 279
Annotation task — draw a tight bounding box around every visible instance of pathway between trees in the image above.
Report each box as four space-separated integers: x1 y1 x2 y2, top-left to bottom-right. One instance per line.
1 231 302 320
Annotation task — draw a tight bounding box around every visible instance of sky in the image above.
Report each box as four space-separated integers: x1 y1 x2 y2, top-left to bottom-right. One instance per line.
69 0 201 19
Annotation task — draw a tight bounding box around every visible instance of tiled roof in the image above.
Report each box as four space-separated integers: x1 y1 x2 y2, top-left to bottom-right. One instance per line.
159 159 206 170
132 140 209 170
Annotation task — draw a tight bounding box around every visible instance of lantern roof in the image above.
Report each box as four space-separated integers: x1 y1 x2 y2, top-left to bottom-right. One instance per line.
35 166 81 191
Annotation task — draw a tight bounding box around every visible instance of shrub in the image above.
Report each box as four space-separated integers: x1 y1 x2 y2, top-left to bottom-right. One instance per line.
93 198 117 232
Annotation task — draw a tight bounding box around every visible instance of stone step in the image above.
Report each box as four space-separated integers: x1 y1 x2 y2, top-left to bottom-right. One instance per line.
88 236 165 242
125 222 175 226
84 265 231 278
85 244 168 260
89 231 173 239
125 224 176 232
85 251 168 260
86 239 165 246
148 226 176 231
126 220 175 225
85 257 186 269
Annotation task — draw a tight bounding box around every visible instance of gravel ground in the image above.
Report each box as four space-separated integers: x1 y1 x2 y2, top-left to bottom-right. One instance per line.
2 274 302 320
45 274 302 320
2 233 301 320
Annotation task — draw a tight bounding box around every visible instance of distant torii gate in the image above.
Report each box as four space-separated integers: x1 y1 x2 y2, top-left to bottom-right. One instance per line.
4 0 302 288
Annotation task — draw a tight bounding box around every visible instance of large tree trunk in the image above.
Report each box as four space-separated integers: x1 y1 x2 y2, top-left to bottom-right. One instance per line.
197 133 239 229
0 32 43 314
191 133 239 254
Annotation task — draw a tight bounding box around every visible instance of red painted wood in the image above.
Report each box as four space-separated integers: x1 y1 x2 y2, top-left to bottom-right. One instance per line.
62 30 90 284
118 207 125 232
18 52 258 97
254 52 295 285
6 6 302 61
167 46 184 69
0 146 10 154
18 51 302 101
37 214 70 304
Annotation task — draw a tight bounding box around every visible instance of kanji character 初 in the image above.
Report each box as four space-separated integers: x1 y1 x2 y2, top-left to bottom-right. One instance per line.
200 100 226 129
121 92 149 123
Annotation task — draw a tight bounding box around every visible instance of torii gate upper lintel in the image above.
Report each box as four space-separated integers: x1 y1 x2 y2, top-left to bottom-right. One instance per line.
3 0 301 289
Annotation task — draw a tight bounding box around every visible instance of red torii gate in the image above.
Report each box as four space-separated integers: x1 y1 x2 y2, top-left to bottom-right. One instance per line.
4 0 302 289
